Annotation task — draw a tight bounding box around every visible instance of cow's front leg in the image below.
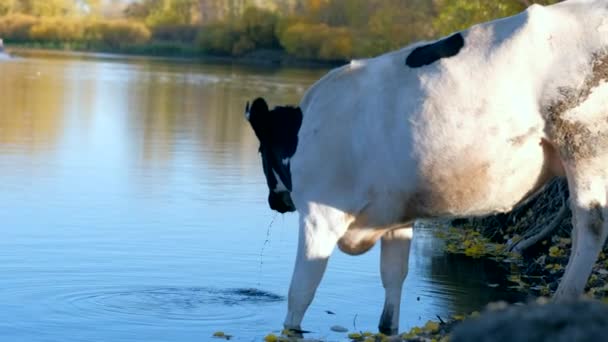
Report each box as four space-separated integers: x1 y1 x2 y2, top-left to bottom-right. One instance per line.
284 205 346 332
555 166 608 299
379 226 413 335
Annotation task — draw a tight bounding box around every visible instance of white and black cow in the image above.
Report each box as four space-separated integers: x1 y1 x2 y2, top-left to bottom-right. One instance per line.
246 0 608 335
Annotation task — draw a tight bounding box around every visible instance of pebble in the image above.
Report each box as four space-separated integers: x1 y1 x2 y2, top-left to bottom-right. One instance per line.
330 325 349 333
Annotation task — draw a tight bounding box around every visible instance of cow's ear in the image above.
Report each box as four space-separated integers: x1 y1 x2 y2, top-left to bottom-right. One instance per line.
247 98 270 142
248 98 269 121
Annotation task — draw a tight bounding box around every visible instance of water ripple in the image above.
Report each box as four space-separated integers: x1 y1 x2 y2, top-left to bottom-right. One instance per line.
53 286 284 324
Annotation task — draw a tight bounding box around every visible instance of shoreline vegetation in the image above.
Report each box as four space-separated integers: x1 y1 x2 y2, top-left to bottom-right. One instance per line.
379 178 608 341
351 178 608 341
0 0 561 68
5 44 344 69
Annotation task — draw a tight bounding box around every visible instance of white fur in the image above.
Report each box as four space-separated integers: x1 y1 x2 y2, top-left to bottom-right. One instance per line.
272 170 288 193
282 0 608 334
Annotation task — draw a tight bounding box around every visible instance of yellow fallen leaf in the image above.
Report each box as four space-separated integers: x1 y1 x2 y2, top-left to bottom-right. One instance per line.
549 246 563 257
410 326 423 335
452 314 466 321
264 334 278 342
424 321 440 333
213 332 225 337
348 332 362 340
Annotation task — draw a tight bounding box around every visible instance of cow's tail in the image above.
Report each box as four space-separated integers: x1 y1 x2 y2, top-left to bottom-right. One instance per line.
245 98 302 213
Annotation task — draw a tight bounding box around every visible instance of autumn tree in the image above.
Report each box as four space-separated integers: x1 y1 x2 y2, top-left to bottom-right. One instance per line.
433 0 562 35
146 0 198 26
199 0 223 24
124 0 198 26
0 0 15 15
14 0 78 17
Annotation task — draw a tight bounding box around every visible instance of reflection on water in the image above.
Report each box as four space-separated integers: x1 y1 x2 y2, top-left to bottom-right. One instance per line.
0 53 517 342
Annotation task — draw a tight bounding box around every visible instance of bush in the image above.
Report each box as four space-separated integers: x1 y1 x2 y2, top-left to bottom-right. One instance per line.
279 22 352 61
152 24 199 43
232 36 255 56
431 0 560 36
87 20 151 49
119 41 198 57
279 22 324 59
0 1 11 16
196 23 240 55
318 27 352 60
30 18 84 43
0 15 151 49
0 14 38 42
238 7 279 49
197 6 282 57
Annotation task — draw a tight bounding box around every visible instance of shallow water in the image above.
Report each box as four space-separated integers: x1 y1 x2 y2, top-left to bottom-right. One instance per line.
0 51 517 342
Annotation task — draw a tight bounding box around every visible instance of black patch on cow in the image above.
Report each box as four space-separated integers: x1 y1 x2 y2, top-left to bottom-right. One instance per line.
406 33 465 68
246 97 302 213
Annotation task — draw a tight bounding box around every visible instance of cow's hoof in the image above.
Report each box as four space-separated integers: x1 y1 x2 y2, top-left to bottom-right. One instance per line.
282 327 306 338
378 326 398 336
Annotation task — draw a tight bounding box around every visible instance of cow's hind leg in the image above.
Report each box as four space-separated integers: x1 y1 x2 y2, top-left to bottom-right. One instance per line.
555 165 608 299
284 205 347 332
379 226 413 335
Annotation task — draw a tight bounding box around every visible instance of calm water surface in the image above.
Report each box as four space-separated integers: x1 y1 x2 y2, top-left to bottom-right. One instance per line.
0 52 515 342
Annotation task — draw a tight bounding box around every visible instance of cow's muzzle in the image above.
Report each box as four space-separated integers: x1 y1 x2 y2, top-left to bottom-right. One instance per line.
268 191 296 213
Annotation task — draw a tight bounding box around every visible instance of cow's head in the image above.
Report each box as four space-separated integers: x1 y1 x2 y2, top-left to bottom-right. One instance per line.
245 98 301 213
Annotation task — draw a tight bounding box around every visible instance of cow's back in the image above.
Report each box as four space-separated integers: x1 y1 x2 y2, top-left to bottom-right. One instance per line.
290 1 608 224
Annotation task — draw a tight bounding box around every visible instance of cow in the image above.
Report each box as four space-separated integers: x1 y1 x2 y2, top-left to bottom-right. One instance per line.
246 0 608 335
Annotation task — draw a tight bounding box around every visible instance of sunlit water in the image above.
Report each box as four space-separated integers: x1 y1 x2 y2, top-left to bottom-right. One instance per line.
0 51 518 342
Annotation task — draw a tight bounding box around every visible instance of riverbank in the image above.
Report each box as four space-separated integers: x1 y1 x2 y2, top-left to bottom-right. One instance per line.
389 179 608 342
5 44 345 69
341 184 608 342
443 179 608 299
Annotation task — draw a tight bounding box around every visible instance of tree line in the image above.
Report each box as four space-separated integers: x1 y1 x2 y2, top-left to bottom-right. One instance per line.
0 0 560 62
